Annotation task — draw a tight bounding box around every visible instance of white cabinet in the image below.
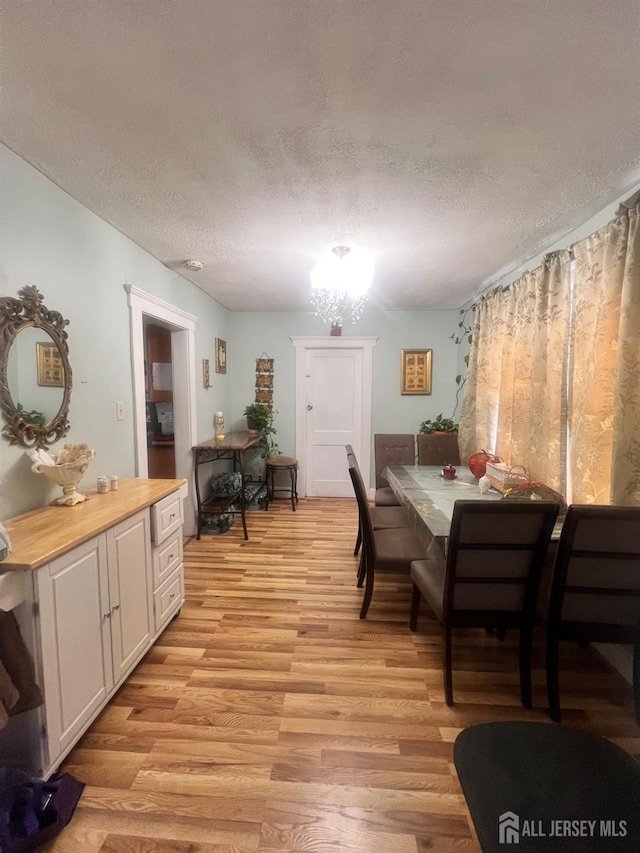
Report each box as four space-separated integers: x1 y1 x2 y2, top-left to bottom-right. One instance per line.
150 490 185 632
106 509 153 683
36 536 112 763
37 509 152 773
4 483 189 778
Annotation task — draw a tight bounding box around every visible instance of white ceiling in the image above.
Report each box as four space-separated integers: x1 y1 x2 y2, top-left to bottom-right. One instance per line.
1 1 639 311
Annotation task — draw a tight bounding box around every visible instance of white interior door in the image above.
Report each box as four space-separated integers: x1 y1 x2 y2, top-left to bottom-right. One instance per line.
293 337 377 498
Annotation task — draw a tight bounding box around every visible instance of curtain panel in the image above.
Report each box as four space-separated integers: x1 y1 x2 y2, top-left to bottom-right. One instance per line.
459 252 571 491
570 197 640 505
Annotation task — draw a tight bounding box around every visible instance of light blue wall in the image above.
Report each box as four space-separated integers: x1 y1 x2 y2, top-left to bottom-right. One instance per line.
230 309 461 472
4 139 634 522
0 144 232 519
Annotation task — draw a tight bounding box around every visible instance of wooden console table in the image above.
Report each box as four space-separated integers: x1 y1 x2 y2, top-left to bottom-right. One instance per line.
192 431 267 540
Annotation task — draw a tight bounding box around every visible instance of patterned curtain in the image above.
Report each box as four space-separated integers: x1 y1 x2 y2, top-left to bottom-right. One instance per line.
459 252 571 491
570 195 640 504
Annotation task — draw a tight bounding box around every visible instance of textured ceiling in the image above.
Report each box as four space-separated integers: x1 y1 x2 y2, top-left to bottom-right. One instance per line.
1 1 639 311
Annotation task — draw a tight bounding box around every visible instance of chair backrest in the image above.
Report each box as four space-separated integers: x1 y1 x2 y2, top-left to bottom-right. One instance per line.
444 500 559 618
374 434 415 489
547 505 640 643
345 444 360 475
417 433 461 466
348 461 376 561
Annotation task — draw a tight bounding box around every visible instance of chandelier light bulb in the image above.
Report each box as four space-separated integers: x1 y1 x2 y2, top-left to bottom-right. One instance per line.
309 246 374 326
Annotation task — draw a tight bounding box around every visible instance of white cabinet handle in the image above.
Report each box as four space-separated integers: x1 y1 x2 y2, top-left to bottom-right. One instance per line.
102 611 111 619
111 603 120 613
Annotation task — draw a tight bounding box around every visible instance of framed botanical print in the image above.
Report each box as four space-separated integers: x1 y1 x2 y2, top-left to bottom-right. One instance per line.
215 338 227 374
36 341 65 387
401 348 432 395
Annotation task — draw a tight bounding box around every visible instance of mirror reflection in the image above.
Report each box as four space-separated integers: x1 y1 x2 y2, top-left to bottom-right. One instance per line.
0 285 72 448
6 327 66 426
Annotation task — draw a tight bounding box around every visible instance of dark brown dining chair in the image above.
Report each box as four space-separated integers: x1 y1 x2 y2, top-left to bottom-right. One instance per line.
545 504 640 724
374 434 415 506
416 433 461 466
346 445 409 561
410 500 559 707
349 459 425 619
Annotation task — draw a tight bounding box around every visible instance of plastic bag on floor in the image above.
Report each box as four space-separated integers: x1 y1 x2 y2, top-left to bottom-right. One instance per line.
0 768 85 853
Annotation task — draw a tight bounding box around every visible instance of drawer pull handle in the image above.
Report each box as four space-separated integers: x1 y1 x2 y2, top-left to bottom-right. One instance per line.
169 513 176 521
168 554 174 561
169 593 176 600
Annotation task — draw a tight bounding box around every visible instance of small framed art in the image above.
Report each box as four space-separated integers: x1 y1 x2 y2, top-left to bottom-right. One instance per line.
215 338 227 374
401 348 432 395
36 341 65 387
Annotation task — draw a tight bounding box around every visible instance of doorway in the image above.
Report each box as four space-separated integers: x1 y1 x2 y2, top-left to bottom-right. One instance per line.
126 285 198 535
144 320 176 479
292 336 377 498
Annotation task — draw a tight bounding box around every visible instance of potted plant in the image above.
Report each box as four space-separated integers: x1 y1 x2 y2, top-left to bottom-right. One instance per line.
16 403 46 426
242 403 280 458
419 414 458 435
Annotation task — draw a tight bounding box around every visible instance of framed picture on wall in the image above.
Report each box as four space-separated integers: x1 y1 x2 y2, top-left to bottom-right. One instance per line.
36 341 65 387
215 338 227 374
401 348 432 395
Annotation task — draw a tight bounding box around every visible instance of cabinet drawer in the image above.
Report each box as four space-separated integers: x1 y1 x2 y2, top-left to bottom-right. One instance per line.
152 531 183 588
154 568 183 631
151 491 184 544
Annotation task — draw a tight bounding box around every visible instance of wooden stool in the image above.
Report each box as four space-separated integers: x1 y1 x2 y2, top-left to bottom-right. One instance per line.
266 456 299 511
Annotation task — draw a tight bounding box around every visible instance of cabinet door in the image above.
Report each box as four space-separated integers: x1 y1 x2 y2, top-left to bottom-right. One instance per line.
36 535 112 765
106 509 153 685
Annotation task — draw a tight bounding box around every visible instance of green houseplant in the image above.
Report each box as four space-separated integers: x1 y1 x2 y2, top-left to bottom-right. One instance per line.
243 403 280 458
419 414 458 434
450 305 474 418
418 307 474 436
16 403 46 426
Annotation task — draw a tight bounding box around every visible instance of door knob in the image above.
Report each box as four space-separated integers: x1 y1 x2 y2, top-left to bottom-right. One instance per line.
307 404 313 410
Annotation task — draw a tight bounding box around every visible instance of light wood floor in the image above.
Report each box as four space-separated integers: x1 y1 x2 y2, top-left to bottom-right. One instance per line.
48 498 639 852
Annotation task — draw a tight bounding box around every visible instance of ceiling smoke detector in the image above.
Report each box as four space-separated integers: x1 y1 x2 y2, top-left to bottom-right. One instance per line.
183 259 204 272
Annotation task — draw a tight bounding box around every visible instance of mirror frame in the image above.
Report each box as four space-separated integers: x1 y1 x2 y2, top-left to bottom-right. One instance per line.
0 285 73 448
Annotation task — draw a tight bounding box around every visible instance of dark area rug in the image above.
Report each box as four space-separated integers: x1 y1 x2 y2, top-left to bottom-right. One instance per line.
454 721 640 852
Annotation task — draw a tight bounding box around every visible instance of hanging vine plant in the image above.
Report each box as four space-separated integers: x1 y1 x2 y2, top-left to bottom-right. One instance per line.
450 305 474 418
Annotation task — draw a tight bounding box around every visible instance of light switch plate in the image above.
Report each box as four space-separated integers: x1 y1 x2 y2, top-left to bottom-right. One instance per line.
116 401 125 421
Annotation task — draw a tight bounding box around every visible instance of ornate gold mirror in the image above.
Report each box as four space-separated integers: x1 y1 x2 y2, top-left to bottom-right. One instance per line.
0 286 72 448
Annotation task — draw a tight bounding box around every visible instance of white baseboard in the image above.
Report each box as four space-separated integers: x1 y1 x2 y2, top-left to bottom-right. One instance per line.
593 642 633 685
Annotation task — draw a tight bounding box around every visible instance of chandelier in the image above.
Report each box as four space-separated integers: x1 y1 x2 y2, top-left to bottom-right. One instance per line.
309 246 374 327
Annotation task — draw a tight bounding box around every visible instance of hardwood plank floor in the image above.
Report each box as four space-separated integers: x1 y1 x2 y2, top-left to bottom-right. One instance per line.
47 498 639 852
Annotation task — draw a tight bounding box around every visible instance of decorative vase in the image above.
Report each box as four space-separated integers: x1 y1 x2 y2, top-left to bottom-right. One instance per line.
27 444 95 506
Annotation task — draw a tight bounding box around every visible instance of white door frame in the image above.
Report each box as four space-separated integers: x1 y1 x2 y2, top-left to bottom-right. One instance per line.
291 336 377 498
125 284 198 534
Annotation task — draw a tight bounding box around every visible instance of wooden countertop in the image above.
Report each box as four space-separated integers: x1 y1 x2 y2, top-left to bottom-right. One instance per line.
1 478 187 572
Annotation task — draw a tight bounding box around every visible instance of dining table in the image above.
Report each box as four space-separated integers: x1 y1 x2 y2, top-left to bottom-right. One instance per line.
382 464 563 556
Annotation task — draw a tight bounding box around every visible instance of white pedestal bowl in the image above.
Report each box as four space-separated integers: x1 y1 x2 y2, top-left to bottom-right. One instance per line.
27 444 95 506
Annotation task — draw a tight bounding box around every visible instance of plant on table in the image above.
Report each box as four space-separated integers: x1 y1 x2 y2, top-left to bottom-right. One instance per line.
419 414 458 434
242 403 280 459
